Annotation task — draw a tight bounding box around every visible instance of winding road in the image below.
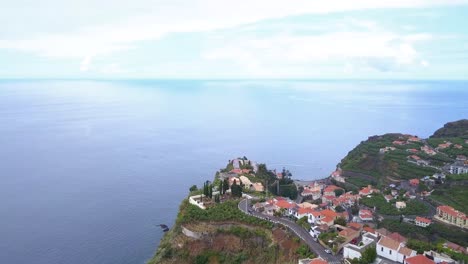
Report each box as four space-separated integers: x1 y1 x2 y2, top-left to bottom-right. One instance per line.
238 199 342 264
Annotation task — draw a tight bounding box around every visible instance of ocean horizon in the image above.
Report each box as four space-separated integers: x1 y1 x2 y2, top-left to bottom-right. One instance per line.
1 79 467 264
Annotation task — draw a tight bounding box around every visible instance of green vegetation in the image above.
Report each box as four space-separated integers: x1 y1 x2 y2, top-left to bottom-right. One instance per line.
427 136 468 159
339 133 440 183
230 180 243 198
447 173 468 181
189 185 198 192
296 244 316 259
406 239 468 263
359 246 377 264
296 216 311 230
379 219 468 247
430 185 468 213
430 119 468 138
177 199 273 228
360 195 429 215
334 217 347 226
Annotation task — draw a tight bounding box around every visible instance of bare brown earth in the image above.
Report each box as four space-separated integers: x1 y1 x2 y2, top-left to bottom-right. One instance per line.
153 222 306 264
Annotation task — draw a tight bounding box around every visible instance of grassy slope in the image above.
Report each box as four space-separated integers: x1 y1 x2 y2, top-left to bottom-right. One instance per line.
149 199 313 264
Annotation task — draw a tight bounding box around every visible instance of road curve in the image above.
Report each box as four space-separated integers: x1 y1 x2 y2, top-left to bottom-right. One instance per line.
238 199 341 263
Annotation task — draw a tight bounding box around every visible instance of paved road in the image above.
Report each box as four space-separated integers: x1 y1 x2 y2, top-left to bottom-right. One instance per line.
238 199 342 263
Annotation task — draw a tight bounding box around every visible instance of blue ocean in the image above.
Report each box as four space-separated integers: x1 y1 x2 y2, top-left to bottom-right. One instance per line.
0 80 467 264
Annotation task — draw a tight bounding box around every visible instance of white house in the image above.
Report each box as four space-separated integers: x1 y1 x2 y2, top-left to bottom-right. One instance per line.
359 209 373 221
415 217 432 227
377 236 416 263
396 201 406 209
343 232 378 260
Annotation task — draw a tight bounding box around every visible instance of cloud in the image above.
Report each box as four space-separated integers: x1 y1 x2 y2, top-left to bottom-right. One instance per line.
80 55 93 72
202 28 433 76
0 1 466 60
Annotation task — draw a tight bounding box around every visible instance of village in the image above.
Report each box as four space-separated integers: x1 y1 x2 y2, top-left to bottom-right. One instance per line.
187 155 467 264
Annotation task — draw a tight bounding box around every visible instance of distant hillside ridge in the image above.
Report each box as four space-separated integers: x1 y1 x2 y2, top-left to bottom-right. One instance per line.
431 119 468 138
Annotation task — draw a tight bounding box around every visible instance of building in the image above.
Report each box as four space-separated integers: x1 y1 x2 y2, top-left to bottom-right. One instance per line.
421 146 436 156
250 182 264 192
435 205 468 229
323 185 342 197
377 236 416 263
443 241 467 254
415 217 432 227
409 179 420 186
423 250 455 264
396 201 407 209
404 255 435 264
359 185 374 196
343 232 379 260
384 195 394 203
449 162 468 174
359 209 373 221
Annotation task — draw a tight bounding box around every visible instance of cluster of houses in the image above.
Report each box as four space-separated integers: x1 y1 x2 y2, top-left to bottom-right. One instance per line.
344 227 461 264
301 181 363 209
253 196 348 228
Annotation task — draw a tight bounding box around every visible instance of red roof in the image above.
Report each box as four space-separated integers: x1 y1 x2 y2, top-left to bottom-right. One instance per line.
230 169 242 174
405 255 435 264
389 232 407 243
359 209 373 219
348 222 363 230
324 185 341 193
309 258 328 264
411 155 421 160
298 207 316 215
438 205 466 218
415 216 431 224
359 187 372 195
410 179 420 185
275 200 295 209
321 209 338 219
363 226 375 234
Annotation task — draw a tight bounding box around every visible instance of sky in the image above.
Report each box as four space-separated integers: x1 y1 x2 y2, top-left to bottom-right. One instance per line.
1 0 468 79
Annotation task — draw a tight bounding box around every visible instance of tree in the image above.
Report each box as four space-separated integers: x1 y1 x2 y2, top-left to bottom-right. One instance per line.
335 205 345 213
189 185 198 192
208 184 213 199
360 246 377 264
334 188 345 197
351 201 359 215
214 194 220 203
223 178 229 194
218 181 223 194
203 182 208 196
334 216 347 226
231 180 242 197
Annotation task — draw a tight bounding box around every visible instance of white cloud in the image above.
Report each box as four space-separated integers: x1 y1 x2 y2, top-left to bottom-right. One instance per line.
1 1 466 58
80 55 93 72
202 28 433 76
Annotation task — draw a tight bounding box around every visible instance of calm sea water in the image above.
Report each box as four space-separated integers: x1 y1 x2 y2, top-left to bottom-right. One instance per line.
0 80 467 264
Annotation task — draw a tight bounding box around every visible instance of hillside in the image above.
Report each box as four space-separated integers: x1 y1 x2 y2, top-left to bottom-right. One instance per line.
338 120 468 213
149 200 313 264
339 133 441 187
431 119 468 138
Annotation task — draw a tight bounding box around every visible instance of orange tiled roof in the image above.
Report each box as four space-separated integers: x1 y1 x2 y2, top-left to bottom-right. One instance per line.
405 255 435 264
378 236 400 251
275 200 295 209
309 258 328 264
363 226 375 234
398 246 414 256
415 216 431 224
